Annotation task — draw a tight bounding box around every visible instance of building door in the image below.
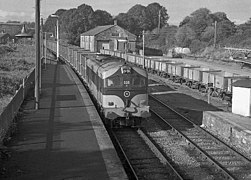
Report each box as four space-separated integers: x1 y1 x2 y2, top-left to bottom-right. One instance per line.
102 43 109 50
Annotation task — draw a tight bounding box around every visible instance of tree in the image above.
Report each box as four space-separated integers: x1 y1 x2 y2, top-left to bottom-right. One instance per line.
43 4 96 45
175 25 196 47
189 8 213 38
145 3 169 30
201 26 214 42
116 3 169 35
90 10 113 27
190 39 207 53
177 8 237 51
127 4 150 33
116 13 139 34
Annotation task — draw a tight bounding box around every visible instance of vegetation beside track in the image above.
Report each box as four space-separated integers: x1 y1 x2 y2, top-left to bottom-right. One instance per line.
0 43 35 113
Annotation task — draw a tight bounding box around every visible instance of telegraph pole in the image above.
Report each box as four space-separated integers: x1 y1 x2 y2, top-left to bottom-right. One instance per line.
214 21 217 48
35 0 40 109
158 10 161 34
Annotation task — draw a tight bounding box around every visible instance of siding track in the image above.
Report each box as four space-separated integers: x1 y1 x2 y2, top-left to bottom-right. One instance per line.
149 95 251 180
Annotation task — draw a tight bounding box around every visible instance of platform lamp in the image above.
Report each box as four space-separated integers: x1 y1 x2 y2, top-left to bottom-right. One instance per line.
138 30 145 69
142 30 145 69
50 14 59 61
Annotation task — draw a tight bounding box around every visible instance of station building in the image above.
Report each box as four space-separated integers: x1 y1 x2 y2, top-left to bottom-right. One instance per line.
80 20 137 53
0 22 23 37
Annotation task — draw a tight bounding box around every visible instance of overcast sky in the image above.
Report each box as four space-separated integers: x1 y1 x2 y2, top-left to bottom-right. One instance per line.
0 0 250 25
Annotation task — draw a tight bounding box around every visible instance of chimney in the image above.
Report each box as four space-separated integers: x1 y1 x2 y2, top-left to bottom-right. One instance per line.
114 19 117 25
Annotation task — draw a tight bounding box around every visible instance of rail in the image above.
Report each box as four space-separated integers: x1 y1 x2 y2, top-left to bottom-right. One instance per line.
0 69 35 143
149 95 251 179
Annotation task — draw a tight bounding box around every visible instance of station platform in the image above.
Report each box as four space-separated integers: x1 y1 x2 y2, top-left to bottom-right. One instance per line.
1 61 127 179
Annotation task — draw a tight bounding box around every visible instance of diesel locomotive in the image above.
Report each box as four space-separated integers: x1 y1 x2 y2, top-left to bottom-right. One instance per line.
85 54 150 127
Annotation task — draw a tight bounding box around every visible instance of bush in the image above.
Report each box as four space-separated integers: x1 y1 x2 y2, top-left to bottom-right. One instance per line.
0 76 20 98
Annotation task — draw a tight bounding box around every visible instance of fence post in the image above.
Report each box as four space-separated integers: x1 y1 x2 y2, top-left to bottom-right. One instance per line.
23 78 25 100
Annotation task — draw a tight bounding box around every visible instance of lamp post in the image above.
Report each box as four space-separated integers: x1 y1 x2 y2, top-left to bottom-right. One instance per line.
142 30 145 69
43 32 51 69
51 14 59 61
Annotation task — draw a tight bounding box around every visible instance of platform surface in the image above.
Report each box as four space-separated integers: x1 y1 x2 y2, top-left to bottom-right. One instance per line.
1 61 127 180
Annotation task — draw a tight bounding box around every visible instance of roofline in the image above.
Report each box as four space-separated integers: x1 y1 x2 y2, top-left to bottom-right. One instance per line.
81 25 115 36
0 23 23 26
81 24 137 38
96 25 115 36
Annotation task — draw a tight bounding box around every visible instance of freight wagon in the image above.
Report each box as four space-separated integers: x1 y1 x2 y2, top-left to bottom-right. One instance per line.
100 49 250 102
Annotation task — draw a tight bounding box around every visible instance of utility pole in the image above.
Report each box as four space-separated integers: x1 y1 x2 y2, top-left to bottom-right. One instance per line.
214 21 217 49
158 10 161 34
35 0 40 109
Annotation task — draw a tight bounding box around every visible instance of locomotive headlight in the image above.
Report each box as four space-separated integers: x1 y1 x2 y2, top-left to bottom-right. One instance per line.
108 102 114 106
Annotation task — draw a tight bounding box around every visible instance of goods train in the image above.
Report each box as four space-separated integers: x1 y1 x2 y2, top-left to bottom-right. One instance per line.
46 41 150 128
100 49 250 102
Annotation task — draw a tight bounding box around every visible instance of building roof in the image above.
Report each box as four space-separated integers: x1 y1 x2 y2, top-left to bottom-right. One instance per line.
15 24 32 38
232 79 251 88
0 22 22 26
81 25 115 36
0 33 9 38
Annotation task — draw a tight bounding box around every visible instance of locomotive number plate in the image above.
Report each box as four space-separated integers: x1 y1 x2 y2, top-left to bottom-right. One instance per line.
124 80 130 85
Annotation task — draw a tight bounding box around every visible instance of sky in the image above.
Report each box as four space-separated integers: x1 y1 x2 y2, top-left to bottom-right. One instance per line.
0 0 251 25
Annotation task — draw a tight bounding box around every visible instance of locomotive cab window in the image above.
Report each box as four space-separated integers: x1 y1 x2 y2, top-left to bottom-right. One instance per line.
105 76 123 87
132 77 146 87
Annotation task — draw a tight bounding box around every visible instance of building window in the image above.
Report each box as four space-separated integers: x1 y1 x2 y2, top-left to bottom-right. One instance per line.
111 33 119 37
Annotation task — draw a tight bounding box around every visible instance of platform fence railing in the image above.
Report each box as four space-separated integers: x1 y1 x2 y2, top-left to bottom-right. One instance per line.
0 69 35 143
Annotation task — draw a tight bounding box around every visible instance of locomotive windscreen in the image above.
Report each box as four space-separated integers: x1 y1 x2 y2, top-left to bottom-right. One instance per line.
121 66 131 74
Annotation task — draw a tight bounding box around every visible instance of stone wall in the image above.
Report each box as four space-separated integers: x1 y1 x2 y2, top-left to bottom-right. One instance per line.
203 111 251 154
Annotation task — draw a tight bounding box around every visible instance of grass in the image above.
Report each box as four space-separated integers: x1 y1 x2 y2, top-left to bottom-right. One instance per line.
0 43 35 113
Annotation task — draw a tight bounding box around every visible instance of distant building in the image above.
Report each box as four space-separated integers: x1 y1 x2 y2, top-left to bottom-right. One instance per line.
15 24 33 39
80 20 136 52
0 22 22 37
0 32 11 44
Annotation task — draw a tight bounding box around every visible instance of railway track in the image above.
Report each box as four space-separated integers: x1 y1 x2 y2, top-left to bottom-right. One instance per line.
111 128 183 180
149 95 251 180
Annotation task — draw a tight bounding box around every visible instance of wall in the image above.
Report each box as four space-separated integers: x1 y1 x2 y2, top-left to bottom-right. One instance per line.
80 35 94 52
96 26 136 52
80 25 136 52
203 111 251 154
